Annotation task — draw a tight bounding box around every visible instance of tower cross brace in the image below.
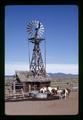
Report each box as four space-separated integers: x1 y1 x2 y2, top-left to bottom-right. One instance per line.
29 38 46 77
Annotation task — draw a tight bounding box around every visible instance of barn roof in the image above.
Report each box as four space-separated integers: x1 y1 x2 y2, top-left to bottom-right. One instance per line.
15 70 51 83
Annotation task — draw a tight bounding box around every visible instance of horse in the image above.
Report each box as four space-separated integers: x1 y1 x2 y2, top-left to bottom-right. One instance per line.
57 88 71 99
39 87 71 99
51 88 57 95
47 86 58 93
66 88 71 96
39 87 47 93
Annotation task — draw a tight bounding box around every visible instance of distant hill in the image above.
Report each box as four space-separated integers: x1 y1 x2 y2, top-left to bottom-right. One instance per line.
48 73 78 79
5 75 14 81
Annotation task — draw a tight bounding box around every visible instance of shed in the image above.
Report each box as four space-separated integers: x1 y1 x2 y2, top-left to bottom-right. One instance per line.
15 70 51 92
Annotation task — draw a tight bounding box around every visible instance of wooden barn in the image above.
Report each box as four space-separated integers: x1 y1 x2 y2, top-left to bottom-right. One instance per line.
14 71 51 92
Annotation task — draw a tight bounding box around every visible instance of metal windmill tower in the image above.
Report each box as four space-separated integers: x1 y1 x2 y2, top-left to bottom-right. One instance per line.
27 20 46 78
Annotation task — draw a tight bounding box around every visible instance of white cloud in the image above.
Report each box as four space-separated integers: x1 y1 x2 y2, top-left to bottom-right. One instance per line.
46 64 78 74
5 63 78 75
5 63 29 75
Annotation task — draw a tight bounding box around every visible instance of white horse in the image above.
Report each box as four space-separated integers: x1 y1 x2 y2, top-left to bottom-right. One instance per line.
47 87 53 93
39 87 47 93
47 86 58 94
57 88 70 99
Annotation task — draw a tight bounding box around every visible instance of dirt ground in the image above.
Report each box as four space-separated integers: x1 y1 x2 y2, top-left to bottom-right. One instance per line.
5 91 78 115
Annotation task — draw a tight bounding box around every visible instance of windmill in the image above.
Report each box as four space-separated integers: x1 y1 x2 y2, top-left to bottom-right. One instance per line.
27 20 46 78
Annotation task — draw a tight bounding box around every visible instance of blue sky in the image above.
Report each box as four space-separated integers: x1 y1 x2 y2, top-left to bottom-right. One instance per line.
5 5 78 75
